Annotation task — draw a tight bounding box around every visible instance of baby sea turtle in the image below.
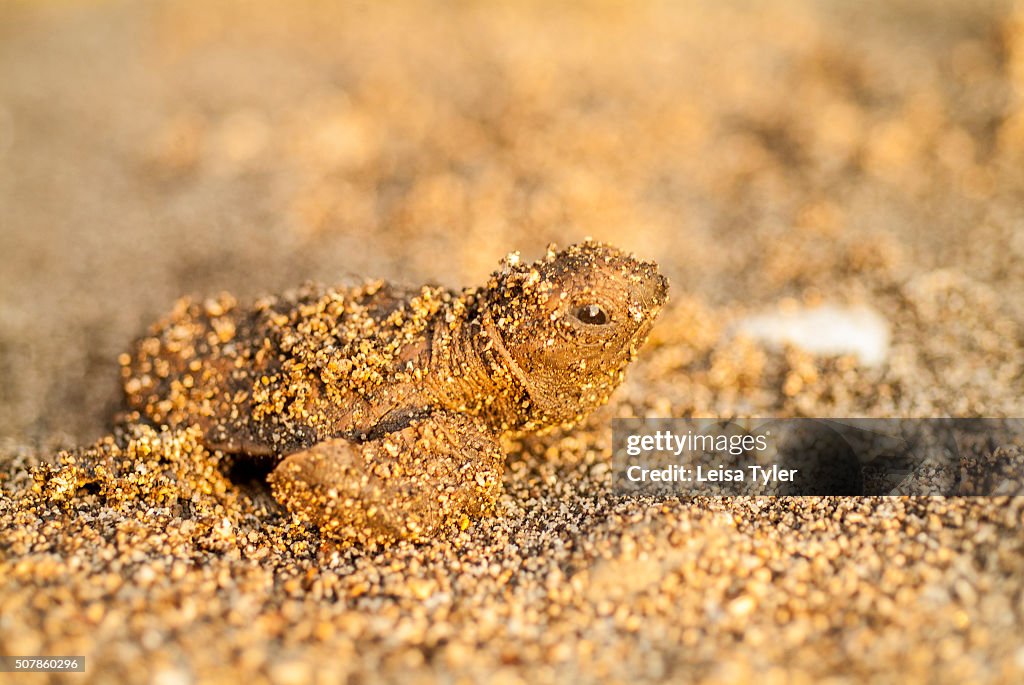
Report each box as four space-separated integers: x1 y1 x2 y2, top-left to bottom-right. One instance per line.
121 241 668 545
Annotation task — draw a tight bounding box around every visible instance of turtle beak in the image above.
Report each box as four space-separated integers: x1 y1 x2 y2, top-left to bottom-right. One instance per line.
649 272 669 306
638 264 669 309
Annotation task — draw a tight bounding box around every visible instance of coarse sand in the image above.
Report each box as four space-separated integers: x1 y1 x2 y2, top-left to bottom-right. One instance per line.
2 1 1024 683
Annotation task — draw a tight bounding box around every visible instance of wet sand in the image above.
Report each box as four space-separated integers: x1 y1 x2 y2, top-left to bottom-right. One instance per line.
2 1 1024 683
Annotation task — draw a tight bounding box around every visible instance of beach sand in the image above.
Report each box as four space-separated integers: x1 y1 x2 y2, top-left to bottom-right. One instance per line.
1 1 1023 682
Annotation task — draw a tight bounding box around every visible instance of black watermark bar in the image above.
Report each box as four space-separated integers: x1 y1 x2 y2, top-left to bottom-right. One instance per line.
0 656 86 672
612 419 1024 496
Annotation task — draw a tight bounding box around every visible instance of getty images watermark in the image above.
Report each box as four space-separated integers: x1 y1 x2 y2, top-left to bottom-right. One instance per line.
612 418 1024 496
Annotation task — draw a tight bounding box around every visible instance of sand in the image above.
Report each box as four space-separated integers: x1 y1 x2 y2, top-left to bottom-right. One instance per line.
1 1 1023 683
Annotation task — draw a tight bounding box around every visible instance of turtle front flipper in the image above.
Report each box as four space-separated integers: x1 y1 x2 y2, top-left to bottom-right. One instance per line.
268 411 504 545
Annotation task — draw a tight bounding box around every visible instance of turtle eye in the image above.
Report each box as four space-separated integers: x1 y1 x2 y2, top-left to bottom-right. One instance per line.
574 303 608 325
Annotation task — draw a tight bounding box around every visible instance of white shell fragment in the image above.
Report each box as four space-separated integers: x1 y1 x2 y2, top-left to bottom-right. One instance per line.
735 304 891 367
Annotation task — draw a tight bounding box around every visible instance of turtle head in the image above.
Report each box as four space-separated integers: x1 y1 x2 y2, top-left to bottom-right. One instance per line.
481 240 668 429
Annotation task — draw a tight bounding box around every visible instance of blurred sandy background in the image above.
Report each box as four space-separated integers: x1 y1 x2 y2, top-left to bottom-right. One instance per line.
2 1 1024 683
2 0 1022 446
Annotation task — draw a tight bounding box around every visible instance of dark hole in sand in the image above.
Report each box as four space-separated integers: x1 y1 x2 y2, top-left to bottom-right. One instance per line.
220 454 281 505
